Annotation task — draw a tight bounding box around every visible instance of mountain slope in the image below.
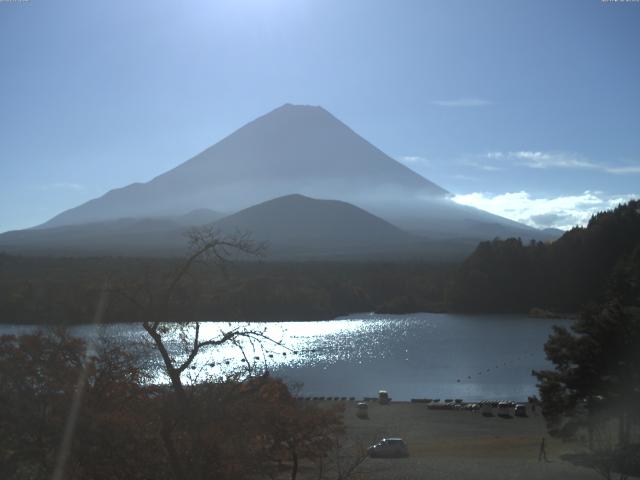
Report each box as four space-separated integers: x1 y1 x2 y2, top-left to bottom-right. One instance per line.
0 195 429 258
25 103 556 249
41 104 447 228
214 194 416 257
0 210 221 256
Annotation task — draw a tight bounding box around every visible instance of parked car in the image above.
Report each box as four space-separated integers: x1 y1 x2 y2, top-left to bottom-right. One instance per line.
514 404 528 417
368 438 409 458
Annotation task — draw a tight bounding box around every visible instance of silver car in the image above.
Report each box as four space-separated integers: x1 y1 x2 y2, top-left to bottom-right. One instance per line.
367 437 409 458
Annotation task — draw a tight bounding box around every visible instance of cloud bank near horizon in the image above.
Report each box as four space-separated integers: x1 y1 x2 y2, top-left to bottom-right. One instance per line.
452 191 638 230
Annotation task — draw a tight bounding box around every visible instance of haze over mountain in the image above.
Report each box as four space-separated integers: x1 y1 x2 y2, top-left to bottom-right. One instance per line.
41 104 447 229
1 104 558 258
0 195 436 259
0 210 222 256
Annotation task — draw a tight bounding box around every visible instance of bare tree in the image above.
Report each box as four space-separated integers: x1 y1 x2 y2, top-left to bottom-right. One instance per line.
113 227 271 480
115 228 267 386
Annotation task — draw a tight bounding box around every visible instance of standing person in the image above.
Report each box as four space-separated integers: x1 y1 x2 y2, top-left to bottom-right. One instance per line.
538 437 549 462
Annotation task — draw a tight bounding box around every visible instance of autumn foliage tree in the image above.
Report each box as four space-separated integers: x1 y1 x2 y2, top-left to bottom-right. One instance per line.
0 331 162 480
0 332 347 480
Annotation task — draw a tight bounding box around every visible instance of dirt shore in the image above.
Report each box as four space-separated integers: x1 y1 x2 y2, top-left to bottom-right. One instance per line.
302 400 619 480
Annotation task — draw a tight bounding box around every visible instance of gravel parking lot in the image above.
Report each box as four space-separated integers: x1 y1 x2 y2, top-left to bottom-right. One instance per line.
301 400 616 480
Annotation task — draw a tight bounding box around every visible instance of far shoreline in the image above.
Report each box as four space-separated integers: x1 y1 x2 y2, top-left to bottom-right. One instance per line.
0 310 577 328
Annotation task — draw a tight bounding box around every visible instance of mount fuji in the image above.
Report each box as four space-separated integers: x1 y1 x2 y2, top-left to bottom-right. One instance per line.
1 104 556 258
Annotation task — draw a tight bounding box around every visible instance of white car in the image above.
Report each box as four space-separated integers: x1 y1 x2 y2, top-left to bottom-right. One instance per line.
367 438 409 458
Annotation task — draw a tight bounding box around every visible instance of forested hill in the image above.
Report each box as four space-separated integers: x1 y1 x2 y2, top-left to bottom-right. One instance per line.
447 200 640 313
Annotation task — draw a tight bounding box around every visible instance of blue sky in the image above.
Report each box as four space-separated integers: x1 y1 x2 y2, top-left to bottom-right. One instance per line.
1 0 639 232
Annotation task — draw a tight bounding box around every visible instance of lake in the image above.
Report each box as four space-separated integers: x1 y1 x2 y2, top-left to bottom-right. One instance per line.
0 312 571 402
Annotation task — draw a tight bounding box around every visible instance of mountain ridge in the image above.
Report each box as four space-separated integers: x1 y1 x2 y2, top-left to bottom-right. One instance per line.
0 194 439 259
41 104 448 229
12 103 558 254
214 193 416 257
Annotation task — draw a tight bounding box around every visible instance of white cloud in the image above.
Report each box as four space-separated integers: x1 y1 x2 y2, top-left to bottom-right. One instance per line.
462 159 502 172
605 165 640 174
509 151 598 170
451 174 480 181
38 182 86 192
398 155 428 164
452 190 637 230
432 98 492 107
472 150 640 174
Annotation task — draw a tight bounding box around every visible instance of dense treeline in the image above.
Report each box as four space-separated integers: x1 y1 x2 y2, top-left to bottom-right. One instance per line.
448 200 640 313
3 200 638 323
0 257 452 324
531 207 640 476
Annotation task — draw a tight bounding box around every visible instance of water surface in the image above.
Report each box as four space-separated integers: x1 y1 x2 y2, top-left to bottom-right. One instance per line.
1 313 570 401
